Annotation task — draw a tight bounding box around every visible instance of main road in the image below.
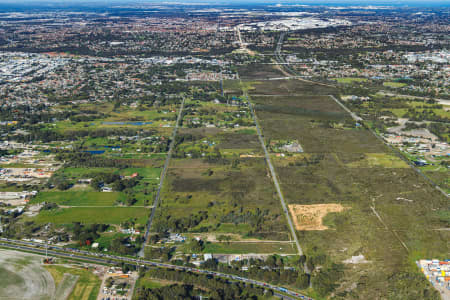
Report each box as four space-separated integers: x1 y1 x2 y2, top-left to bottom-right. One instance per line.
0 238 312 300
139 97 186 257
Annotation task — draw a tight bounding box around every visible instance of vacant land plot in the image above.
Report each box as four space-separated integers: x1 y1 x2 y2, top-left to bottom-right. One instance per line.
248 79 336 96
175 127 261 158
30 191 125 206
246 75 449 298
238 64 286 80
288 204 346 230
344 153 409 168
31 207 150 225
44 265 101 300
335 77 368 84
223 79 243 97
136 277 174 290
0 250 55 300
59 165 163 180
216 131 261 152
383 81 407 88
252 95 386 153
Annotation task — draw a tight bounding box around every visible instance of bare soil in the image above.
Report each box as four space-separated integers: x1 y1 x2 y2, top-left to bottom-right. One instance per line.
288 204 346 230
0 249 55 300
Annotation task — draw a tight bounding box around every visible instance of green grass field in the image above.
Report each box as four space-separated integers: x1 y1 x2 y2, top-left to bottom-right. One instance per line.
30 191 125 206
31 207 150 225
335 77 368 84
45 265 101 300
383 81 407 88
58 167 117 178
136 277 171 290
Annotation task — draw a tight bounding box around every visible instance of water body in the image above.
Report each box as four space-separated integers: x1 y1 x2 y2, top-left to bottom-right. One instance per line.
102 121 153 125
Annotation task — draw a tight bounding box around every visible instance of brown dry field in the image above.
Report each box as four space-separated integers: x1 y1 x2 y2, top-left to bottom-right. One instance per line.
288 203 346 230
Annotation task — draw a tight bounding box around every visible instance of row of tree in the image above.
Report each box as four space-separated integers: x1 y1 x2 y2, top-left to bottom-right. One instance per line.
135 268 271 300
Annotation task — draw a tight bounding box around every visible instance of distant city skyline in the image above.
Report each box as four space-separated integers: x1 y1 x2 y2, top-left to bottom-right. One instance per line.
0 0 449 5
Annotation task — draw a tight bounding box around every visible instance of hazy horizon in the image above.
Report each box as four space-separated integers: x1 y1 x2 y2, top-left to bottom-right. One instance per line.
0 0 449 6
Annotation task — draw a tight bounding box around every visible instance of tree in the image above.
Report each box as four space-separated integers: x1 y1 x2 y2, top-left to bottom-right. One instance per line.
187 238 204 253
296 273 310 289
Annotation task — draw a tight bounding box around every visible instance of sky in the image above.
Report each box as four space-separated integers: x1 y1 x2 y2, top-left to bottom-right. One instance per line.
0 0 449 7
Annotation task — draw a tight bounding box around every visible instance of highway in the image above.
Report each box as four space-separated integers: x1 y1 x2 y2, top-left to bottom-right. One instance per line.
139 97 186 257
0 238 312 300
275 32 298 76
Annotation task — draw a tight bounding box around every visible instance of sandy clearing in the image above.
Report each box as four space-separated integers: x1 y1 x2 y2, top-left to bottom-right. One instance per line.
288 204 346 231
0 249 55 300
343 254 371 264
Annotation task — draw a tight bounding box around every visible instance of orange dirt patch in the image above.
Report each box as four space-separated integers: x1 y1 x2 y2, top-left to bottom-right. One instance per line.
288 204 346 231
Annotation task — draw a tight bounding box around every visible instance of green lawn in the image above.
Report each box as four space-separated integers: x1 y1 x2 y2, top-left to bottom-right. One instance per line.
383 81 407 88
59 167 116 178
136 277 172 289
335 77 368 84
30 191 125 206
32 207 150 225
